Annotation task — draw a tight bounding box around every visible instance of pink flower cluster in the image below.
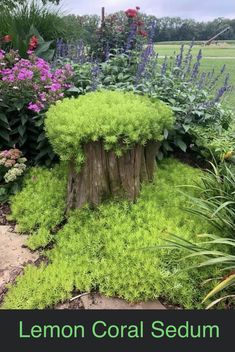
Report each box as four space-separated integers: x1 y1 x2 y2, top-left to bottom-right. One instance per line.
0 149 27 183
0 148 23 166
0 50 74 113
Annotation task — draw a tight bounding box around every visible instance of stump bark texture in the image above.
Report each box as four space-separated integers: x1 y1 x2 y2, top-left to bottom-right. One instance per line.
67 140 161 210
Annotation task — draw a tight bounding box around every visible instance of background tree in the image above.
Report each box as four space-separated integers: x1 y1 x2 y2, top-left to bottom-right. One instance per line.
62 14 100 45
1 0 60 9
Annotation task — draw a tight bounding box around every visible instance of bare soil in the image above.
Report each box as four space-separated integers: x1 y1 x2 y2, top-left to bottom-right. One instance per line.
173 151 210 170
57 293 166 310
0 224 38 303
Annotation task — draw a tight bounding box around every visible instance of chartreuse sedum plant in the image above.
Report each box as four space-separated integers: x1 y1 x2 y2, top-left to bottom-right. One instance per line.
3 159 219 309
8 164 67 250
45 90 174 167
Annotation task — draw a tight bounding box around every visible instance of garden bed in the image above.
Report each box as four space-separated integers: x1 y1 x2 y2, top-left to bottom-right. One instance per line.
0 158 219 310
0 4 234 310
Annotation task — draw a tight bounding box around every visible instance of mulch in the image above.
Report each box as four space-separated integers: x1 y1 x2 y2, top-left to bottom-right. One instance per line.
0 203 13 226
173 150 211 170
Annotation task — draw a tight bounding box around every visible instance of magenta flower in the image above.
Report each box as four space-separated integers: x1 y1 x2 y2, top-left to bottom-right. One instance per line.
17 69 34 80
39 92 47 102
2 74 14 82
1 51 74 114
48 82 62 91
28 102 44 113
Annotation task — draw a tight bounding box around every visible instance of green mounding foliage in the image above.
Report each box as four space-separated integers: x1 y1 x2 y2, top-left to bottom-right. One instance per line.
8 164 67 249
2 158 220 309
45 91 174 166
26 227 53 251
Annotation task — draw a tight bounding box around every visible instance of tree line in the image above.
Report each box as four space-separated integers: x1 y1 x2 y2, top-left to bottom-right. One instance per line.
62 13 235 43
145 16 235 41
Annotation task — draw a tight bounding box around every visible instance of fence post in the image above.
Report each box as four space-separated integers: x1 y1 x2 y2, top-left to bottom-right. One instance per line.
101 7 105 25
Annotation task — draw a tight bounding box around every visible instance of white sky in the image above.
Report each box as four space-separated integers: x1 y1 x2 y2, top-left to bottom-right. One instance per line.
61 0 235 21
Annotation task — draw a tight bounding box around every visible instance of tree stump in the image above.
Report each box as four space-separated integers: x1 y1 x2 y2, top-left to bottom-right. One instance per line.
67 140 161 210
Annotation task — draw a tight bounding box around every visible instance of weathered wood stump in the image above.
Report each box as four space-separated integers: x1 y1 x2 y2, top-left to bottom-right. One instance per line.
67 140 161 210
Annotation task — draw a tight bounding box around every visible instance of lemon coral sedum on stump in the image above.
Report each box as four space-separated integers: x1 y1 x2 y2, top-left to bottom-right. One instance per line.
46 90 174 210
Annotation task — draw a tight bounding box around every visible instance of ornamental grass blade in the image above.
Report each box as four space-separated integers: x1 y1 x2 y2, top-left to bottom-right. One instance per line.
206 295 235 309
198 257 235 267
202 274 235 302
212 201 235 217
183 250 228 260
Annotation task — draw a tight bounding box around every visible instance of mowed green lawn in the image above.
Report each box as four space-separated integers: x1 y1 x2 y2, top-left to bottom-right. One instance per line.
154 43 235 111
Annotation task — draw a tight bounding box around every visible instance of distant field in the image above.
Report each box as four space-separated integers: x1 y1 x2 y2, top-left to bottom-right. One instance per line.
156 40 235 46
154 43 235 58
154 43 235 111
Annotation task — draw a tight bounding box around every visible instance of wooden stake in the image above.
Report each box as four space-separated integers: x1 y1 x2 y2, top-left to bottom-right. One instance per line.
101 7 105 25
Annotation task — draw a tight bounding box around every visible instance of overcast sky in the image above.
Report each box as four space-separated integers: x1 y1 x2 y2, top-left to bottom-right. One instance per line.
62 0 235 21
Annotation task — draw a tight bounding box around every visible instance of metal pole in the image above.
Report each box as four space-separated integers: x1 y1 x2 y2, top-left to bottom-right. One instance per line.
205 27 230 45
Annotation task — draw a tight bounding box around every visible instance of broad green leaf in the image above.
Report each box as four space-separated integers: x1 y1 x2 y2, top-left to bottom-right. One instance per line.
0 130 10 142
175 139 187 152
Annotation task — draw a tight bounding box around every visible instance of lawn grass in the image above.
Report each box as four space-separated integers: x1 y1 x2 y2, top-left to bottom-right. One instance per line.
154 43 235 58
200 58 235 110
156 40 235 46
154 43 235 111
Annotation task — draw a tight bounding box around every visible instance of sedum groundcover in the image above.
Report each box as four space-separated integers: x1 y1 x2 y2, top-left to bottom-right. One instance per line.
2 158 219 309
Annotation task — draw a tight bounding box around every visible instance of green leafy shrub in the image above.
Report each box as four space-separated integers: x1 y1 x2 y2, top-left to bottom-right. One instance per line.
67 52 138 97
45 90 174 166
100 51 138 88
1 24 55 61
190 125 235 162
88 8 148 60
8 164 67 248
3 159 219 309
65 62 98 96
